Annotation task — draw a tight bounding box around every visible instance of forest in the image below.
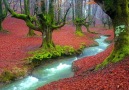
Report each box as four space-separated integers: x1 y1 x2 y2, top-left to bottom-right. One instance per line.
0 0 129 90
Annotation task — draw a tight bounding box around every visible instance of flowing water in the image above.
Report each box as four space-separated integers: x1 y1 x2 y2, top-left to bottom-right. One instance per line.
1 36 109 90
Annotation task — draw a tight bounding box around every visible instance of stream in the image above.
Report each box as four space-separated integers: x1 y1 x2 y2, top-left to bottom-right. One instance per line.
1 36 109 90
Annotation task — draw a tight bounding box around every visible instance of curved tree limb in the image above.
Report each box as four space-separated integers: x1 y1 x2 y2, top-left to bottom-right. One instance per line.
52 4 71 30
3 0 41 32
83 22 99 34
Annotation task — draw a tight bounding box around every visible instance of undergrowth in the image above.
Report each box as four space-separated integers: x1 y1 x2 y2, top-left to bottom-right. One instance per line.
0 67 27 83
26 45 85 65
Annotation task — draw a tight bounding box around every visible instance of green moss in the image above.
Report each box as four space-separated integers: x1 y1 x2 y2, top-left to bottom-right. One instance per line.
104 0 114 11
0 70 15 82
75 31 84 36
0 67 27 83
95 59 109 70
27 29 36 37
95 46 129 70
26 45 85 64
115 25 125 36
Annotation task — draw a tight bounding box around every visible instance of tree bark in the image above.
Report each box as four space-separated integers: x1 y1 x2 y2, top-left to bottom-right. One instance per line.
0 0 3 31
75 24 83 36
95 0 129 70
0 20 3 31
0 0 7 32
24 0 35 36
41 27 54 49
74 0 83 34
27 28 36 36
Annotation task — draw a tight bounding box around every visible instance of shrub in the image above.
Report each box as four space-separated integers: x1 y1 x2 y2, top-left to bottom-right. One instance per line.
27 45 79 64
0 67 27 83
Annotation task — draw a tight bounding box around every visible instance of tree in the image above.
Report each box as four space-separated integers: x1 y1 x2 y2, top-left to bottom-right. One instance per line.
0 0 7 32
100 11 112 29
72 0 97 36
24 0 35 36
94 0 129 69
4 0 71 49
91 3 98 27
74 0 83 35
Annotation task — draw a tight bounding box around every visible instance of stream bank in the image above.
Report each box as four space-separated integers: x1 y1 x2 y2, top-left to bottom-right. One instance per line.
1 36 109 90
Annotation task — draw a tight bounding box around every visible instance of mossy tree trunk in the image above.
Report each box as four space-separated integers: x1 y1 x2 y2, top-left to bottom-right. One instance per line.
27 28 36 36
94 0 129 70
74 0 83 35
41 28 54 49
24 0 35 36
39 0 70 49
83 22 98 34
0 19 3 31
0 0 7 32
39 0 55 49
75 23 83 36
0 0 3 31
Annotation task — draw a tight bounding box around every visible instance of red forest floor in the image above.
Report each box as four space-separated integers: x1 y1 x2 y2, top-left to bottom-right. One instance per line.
0 17 108 75
37 29 129 89
38 45 129 90
2 17 126 90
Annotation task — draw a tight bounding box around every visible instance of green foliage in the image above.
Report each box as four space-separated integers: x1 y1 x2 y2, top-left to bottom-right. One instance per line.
0 70 15 82
43 14 53 25
74 17 85 24
27 45 78 64
115 25 125 36
0 67 27 83
75 31 84 36
104 0 114 11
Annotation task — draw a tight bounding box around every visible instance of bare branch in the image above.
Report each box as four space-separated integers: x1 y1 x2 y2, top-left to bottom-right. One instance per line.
52 4 71 30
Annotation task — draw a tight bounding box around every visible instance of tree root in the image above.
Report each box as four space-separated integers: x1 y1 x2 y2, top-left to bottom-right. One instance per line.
0 29 9 33
95 50 128 71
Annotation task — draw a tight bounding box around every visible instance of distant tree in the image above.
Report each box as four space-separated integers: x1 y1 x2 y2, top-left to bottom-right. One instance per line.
74 0 84 35
73 0 98 35
91 4 98 27
107 16 112 29
100 11 112 29
94 0 129 69
4 0 71 49
0 0 7 32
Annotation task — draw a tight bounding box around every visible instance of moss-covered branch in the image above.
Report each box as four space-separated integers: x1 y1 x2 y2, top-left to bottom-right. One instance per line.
3 0 41 32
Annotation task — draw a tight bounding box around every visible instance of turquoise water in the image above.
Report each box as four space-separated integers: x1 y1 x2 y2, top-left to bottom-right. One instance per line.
1 36 109 90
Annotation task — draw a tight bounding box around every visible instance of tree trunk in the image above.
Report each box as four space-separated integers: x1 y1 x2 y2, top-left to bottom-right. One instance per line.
27 28 36 36
0 0 3 31
0 20 3 31
103 23 106 28
20 0 23 13
24 0 35 36
108 24 111 29
0 0 7 32
93 21 95 27
41 28 55 49
72 0 75 21
95 1 129 70
75 24 83 36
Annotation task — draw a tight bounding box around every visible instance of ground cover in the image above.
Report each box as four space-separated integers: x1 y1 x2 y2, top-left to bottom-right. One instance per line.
0 17 108 83
38 34 129 89
38 46 129 90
